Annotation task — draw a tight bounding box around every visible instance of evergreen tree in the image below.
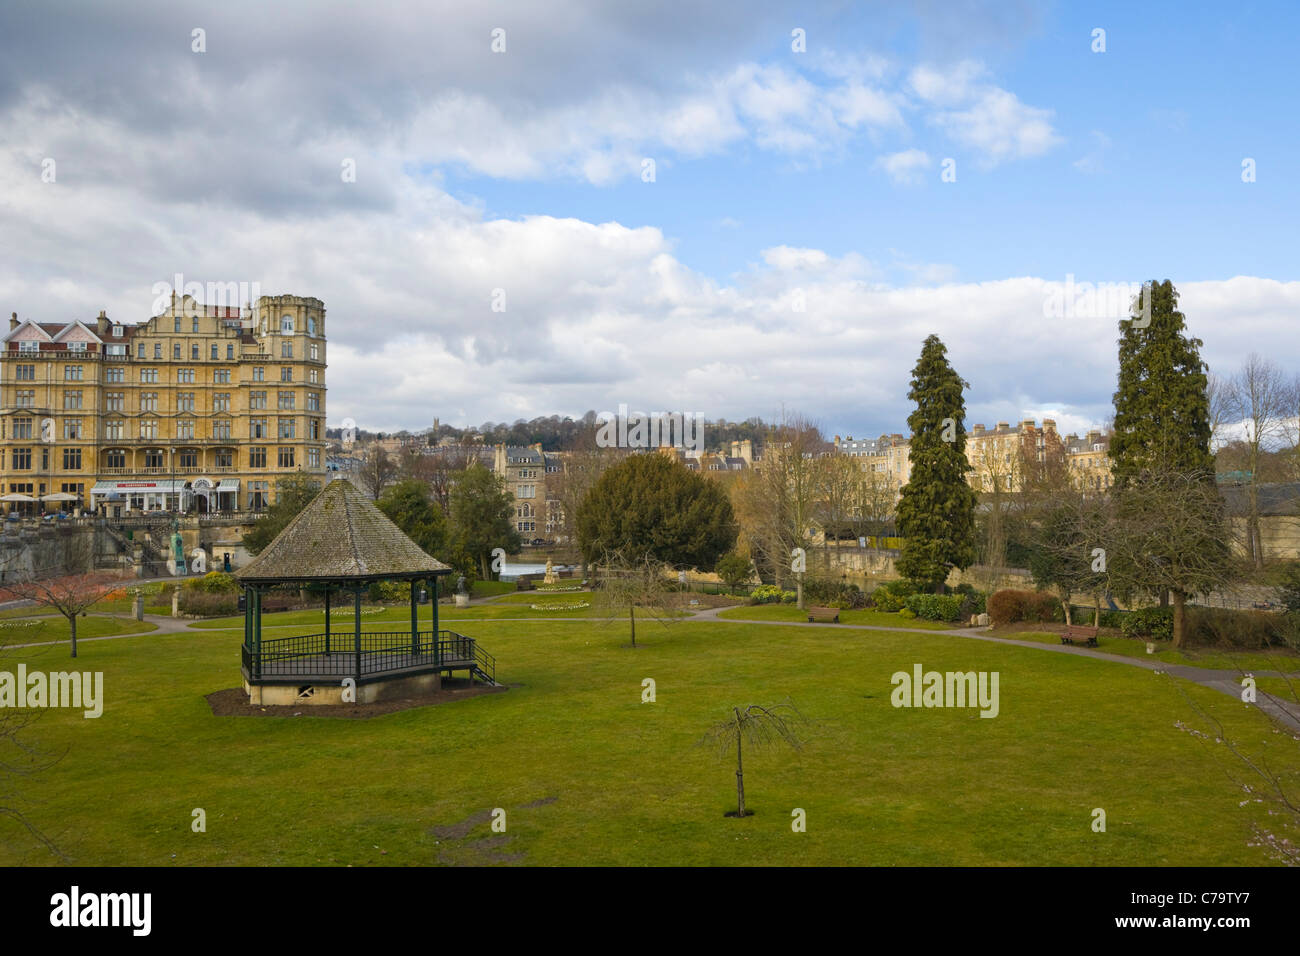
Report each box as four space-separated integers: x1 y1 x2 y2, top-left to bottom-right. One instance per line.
576 453 737 570
377 479 449 559
241 473 323 555
449 464 521 579
895 334 978 592
1110 280 1215 484
1106 280 1234 645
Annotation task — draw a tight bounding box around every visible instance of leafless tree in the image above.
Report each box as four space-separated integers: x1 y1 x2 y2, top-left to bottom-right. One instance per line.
592 550 685 648
1224 355 1297 569
701 701 806 818
357 447 398 500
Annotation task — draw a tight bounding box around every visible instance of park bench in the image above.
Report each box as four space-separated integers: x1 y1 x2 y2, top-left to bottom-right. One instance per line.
1060 624 1100 647
807 606 840 623
515 577 536 591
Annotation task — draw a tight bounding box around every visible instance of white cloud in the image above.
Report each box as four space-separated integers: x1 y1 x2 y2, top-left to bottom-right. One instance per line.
875 148 932 184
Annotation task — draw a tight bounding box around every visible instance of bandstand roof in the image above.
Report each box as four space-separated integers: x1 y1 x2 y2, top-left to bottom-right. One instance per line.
235 479 451 583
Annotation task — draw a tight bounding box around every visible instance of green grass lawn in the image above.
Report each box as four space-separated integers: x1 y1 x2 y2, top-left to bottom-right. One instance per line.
0 613 1290 866
988 628 1300 674
717 604 953 629
0 614 157 646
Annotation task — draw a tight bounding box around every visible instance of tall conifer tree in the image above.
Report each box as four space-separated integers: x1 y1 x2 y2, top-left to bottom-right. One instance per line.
896 334 978 592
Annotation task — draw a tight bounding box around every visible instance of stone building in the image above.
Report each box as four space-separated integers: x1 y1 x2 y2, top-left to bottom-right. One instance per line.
0 292 327 515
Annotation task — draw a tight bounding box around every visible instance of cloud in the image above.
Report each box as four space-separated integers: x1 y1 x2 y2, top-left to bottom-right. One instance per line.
875 148 932 184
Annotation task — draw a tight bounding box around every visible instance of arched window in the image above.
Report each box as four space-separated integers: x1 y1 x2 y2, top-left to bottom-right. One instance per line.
307 317 316 336
281 315 294 334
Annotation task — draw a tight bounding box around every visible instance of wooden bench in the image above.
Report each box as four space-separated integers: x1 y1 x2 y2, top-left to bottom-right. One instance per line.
514 577 536 592
1060 624 1100 647
807 606 840 623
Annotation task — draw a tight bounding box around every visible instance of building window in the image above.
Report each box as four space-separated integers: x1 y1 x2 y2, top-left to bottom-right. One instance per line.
138 343 146 359
70 341 87 353
14 364 34 381
277 447 296 468
106 392 124 411
280 367 292 382
145 450 163 469
63 419 82 439
281 316 294 334
178 368 195 383
249 447 267 468
174 317 182 333
106 450 126 469
190 344 199 360
112 324 123 337
62 448 81 470
106 366 124 383
179 449 198 469
104 421 125 440
253 367 264 382
214 368 230 383
309 368 318 384
15 389 34 407
177 420 194 440
155 343 163 359
140 420 158 439
13 418 32 439
63 390 83 409
250 390 267 409
215 450 233 468
141 368 158 383
249 481 268 510
213 421 231 440
173 344 181 360
64 365 82 381
278 391 295 410
250 418 268 439
227 344 234 360
307 392 319 412
308 419 320 440
213 393 230 412
12 448 31 470
278 418 296 439
308 447 320 468
310 342 320 361
141 392 158 412
17 341 37 354
192 317 200 333
281 342 293 359
307 317 316 336
177 392 195 412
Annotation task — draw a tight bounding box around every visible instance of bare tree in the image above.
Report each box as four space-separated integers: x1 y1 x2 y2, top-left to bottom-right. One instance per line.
1224 355 1296 569
427 442 484 514
592 550 685 648
357 447 398 500
0 571 126 659
702 701 806 818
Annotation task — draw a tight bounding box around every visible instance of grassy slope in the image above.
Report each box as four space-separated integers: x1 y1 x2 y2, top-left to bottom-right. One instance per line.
0 616 1287 866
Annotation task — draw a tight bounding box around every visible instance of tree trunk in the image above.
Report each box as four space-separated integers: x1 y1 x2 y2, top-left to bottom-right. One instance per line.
1061 592 1072 626
1093 591 1102 627
69 613 77 659
796 576 804 610
629 606 636 647
1159 590 1169 608
734 707 745 817
1171 589 1186 648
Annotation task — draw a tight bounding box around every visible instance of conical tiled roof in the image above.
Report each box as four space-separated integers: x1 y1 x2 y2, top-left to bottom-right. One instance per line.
235 479 451 582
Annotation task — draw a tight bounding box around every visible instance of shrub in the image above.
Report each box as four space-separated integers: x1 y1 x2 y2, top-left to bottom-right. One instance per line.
749 584 785 605
367 580 413 603
952 583 987 618
904 593 964 622
1120 606 1175 641
987 589 1030 626
780 590 797 604
898 607 917 619
1096 609 1126 629
804 576 868 609
715 552 754 589
182 571 238 594
1023 591 1062 623
177 590 237 616
1184 606 1294 648
871 580 917 613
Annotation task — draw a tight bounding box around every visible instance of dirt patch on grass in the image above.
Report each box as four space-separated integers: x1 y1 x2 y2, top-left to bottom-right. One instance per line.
205 679 507 718
428 796 558 866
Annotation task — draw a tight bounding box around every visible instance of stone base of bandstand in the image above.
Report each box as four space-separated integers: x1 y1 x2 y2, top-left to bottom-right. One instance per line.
244 671 443 706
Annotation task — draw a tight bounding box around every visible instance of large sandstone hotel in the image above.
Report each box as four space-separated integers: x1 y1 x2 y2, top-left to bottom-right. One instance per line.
0 293 327 515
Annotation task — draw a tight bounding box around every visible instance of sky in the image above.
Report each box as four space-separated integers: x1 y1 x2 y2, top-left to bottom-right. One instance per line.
1 0 1297 440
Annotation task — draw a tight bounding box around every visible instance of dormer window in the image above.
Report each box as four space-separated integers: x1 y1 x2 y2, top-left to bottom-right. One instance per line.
18 341 37 353
112 324 123 337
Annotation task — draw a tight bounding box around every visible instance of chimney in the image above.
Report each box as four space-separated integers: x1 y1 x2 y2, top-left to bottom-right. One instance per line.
96 309 110 337
972 424 985 435
9 312 17 331
1043 418 1056 430
996 421 1010 431
1088 430 1101 445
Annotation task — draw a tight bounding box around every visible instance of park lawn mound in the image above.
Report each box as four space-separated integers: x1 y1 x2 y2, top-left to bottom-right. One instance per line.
205 680 507 719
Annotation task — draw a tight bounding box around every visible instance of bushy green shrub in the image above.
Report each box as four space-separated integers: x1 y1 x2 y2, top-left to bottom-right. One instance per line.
952 583 987 618
182 571 238 594
870 580 917 613
1096 610 1126 629
749 584 785 605
898 607 917 619
1120 606 1175 640
804 576 867 609
367 580 414 603
904 593 964 622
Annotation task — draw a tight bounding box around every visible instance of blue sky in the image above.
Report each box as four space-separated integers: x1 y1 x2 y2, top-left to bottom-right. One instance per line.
1 0 1297 440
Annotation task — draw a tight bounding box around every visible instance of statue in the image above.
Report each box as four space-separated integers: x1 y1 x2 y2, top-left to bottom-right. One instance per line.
454 573 470 608
544 558 557 584
456 574 467 595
